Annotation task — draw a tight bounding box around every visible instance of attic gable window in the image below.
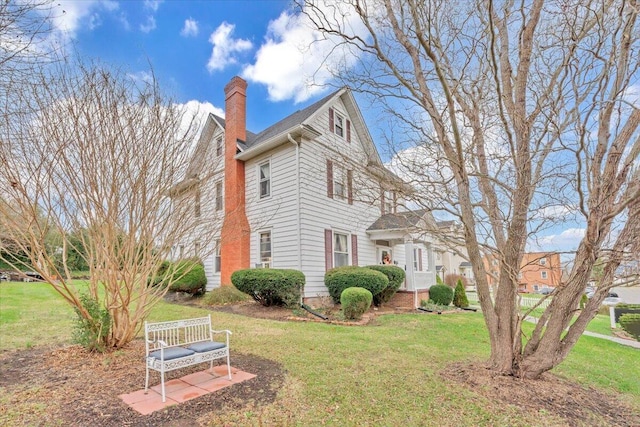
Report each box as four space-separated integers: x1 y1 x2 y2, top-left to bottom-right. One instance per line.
329 107 351 142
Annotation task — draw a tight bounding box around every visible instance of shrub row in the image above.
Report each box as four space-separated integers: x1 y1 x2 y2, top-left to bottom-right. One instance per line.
619 313 640 341
231 268 304 308
366 265 406 305
324 265 405 305
148 259 207 295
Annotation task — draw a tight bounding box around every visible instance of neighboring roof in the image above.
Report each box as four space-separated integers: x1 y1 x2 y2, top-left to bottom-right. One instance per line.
367 209 430 231
459 261 472 267
436 220 457 228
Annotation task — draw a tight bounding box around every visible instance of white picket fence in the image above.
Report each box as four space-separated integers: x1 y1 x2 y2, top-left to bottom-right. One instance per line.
466 292 552 309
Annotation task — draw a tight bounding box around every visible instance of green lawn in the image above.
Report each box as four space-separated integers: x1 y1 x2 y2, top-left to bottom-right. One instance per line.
1 281 638 426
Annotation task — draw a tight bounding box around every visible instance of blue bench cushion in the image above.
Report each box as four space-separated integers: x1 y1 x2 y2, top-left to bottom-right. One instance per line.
188 341 226 353
149 346 195 361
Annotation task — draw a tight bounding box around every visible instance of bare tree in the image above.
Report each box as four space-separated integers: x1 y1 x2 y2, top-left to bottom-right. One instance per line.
0 61 219 349
300 0 640 378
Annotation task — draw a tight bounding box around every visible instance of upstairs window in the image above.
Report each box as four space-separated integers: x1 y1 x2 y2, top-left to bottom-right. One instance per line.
382 190 396 214
259 161 271 198
540 258 547 265
335 113 344 137
326 159 353 204
541 271 548 279
334 167 345 200
216 137 223 157
215 180 223 211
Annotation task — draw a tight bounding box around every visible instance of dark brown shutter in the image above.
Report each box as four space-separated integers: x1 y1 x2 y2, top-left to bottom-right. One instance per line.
346 119 351 142
380 188 385 215
418 248 423 271
325 229 333 271
347 169 353 205
351 234 358 266
329 108 334 133
327 159 334 198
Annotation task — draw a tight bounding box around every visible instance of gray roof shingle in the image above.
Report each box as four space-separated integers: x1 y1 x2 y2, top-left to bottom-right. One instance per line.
367 209 430 231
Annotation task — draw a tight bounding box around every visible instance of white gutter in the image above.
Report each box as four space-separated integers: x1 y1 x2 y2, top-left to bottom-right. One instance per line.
287 133 302 272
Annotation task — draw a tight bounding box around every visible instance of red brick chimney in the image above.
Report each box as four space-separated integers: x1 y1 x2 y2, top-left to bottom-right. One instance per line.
220 76 250 285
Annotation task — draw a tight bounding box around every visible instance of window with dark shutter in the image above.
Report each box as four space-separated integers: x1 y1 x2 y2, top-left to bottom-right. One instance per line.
347 170 353 205
351 234 358 265
346 119 351 142
327 159 333 198
324 229 333 271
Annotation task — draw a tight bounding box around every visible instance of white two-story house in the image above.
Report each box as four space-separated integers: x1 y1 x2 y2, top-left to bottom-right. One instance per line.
173 76 436 306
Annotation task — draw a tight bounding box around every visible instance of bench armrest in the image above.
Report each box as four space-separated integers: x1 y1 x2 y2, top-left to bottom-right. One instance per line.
211 329 232 346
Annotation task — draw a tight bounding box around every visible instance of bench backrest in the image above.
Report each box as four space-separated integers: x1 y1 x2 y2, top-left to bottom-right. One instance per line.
145 315 212 354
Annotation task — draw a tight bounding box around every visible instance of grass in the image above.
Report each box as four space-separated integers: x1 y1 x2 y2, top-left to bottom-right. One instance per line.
1 281 639 426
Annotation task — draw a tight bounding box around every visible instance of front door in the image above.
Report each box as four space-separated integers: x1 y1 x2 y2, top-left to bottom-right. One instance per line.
376 247 392 265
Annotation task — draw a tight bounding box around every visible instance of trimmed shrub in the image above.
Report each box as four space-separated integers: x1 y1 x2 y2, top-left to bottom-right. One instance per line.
614 304 640 323
429 284 454 306
231 268 304 307
436 274 445 286
366 265 406 306
168 259 207 295
619 313 640 340
341 287 373 320
202 285 250 306
324 266 388 303
453 279 469 308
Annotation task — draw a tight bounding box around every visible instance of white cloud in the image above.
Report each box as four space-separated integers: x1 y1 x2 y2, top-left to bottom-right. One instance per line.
206 22 252 72
242 5 368 103
530 228 585 253
143 0 163 12
181 18 199 37
140 16 156 33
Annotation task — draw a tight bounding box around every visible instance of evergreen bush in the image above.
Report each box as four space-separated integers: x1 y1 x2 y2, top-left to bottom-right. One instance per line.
72 293 111 353
340 287 373 320
614 304 640 323
202 285 250 306
231 268 304 307
324 266 388 303
453 279 469 308
366 265 405 306
168 259 208 295
619 313 640 340
429 284 454 306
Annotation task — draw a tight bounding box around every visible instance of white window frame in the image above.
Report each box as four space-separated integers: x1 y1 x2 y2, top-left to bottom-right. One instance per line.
334 112 344 137
533 284 539 291
259 160 271 199
216 137 223 157
215 180 223 211
214 240 221 273
541 271 548 279
413 248 420 271
333 166 346 200
540 258 547 265
384 190 395 214
333 232 350 267
259 231 272 268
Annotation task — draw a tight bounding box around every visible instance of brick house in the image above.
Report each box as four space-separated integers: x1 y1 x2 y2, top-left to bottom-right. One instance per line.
484 252 562 293
172 76 437 305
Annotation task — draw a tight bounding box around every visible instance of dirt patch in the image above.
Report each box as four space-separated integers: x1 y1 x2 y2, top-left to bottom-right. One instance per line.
441 362 640 427
0 342 285 427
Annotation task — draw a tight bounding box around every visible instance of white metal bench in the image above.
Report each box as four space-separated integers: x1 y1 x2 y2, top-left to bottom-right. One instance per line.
144 315 232 402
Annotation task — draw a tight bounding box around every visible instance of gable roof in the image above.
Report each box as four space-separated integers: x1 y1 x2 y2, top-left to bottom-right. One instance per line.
367 209 430 231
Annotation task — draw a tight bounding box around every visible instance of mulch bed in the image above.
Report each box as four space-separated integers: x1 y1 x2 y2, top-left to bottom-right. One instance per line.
0 342 284 427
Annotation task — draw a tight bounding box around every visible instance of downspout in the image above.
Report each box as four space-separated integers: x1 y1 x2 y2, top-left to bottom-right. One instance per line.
287 133 303 303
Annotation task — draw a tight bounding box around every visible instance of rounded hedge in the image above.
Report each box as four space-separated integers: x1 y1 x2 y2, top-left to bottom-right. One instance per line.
366 265 406 306
324 266 388 303
341 287 373 320
168 259 207 295
619 313 640 340
429 284 454 306
231 268 304 307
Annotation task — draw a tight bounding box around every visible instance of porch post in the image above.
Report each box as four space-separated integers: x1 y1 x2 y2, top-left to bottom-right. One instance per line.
404 238 416 307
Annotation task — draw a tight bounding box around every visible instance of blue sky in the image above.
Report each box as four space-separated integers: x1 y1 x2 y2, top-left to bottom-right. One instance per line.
47 0 353 134
37 0 585 256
